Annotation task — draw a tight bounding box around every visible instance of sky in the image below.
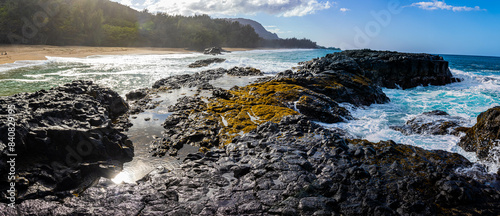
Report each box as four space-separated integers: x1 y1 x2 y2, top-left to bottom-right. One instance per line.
110 0 500 57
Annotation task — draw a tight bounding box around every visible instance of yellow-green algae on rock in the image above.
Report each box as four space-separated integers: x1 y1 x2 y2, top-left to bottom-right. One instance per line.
207 79 305 144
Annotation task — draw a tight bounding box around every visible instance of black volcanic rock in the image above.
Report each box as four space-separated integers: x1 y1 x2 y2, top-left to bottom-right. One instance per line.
188 58 226 68
0 81 133 201
152 68 227 89
299 49 459 89
391 110 469 135
125 88 149 101
203 47 222 55
227 66 263 76
152 67 264 90
458 107 500 164
275 70 389 106
4 115 499 215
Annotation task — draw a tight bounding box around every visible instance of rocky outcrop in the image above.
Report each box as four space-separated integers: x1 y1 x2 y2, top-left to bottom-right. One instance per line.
391 110 468 135
152 67 262 90
458 107 500 164
125 88 149 101
227 66 263 76
188 58 226 68
203 47 223 55
4 115 499 215
0 81 133 201
276 70 389 106
299 49 460 89
151 82 352 156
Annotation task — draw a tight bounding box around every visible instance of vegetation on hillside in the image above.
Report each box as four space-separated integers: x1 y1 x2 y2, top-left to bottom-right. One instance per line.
0 0 319 50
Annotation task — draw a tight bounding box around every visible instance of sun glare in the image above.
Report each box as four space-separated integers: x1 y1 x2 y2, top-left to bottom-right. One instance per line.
111 171 134 184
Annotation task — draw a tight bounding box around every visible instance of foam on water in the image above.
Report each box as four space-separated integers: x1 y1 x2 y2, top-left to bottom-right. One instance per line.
0 49 330 96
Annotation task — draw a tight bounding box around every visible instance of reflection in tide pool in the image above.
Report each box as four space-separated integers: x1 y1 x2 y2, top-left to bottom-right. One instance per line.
112 87 222 184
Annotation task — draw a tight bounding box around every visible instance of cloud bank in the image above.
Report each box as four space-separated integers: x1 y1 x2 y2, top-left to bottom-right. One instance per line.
116 0 332 17
409 0 484 12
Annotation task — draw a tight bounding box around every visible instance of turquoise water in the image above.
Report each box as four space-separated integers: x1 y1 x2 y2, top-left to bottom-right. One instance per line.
1 49 499 172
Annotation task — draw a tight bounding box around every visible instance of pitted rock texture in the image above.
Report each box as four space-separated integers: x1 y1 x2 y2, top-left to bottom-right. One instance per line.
3 116 499 215
0 81 133 202
391 110 469 136
226 66 263 76
152 68 227 89
275 70 390 106
299 49 459 89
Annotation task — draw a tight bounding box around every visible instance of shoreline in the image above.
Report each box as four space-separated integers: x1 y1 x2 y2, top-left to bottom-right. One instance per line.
0 45 256 65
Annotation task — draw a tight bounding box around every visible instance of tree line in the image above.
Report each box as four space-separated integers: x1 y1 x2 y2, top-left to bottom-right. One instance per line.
0 0 319 50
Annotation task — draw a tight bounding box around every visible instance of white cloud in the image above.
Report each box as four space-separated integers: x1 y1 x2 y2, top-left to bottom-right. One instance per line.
113 0 332 17
339 8 350 12
409 0 484 12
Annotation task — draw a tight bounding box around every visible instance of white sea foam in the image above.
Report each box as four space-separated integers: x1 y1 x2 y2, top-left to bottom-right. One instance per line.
0 60 49 73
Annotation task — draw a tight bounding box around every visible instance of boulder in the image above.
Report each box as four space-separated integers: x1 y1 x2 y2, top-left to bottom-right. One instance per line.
458 106 500 162
125 88 148 101
0 81 133 201
275 70 390 106
152 68 227 89
227 66 263 76
203 47 222 55
391 110 468 135
188 58 226 68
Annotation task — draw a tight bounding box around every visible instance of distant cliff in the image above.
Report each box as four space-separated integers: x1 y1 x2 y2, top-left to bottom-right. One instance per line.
224 18 280 40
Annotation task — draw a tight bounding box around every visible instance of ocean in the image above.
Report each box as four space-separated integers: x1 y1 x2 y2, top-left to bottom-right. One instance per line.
1 49 500 177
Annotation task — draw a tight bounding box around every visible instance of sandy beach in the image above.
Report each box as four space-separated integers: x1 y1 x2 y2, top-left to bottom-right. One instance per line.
0 45 252 65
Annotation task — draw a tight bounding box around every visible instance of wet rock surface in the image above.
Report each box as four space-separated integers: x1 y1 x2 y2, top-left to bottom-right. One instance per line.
151 67 262 90
391 110 469 135
203 47 224 55
299 49 459 89
131 67 263 115
0 81 133 202
188 58 226 68
4 116 499 215
227 66 263 76
275 69 390 106
458 106 500 164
